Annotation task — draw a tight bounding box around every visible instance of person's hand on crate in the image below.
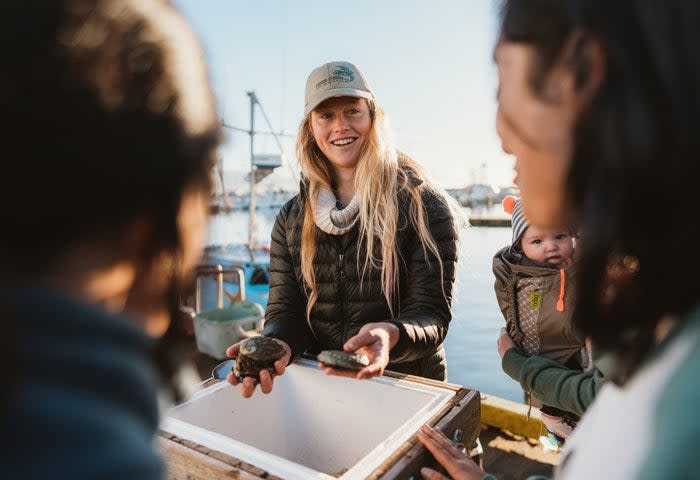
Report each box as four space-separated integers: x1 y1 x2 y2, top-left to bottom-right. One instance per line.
417 425 486 480
225 338 291 398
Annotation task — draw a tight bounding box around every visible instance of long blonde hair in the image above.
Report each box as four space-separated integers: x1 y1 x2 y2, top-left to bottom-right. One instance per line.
297 99 463 321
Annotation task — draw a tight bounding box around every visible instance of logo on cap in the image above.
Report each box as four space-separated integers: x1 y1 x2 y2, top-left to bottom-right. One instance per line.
331 65 355 82
315 65 355 90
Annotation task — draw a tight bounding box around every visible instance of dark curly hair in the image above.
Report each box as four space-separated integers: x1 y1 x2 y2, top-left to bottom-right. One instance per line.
0 0 221 397
500 0 700 383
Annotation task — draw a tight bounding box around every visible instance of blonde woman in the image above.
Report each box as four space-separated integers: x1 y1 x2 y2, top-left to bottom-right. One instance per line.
227 61 461 397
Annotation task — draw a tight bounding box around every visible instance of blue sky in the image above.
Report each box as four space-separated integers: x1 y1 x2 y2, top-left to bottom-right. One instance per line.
174 0 514 190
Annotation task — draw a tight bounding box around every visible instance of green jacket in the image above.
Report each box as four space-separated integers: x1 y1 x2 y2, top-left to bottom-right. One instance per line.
501 347 613 417
483 303 700 480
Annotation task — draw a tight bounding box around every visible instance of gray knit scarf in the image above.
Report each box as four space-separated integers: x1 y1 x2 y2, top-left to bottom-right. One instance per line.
313 186 360 235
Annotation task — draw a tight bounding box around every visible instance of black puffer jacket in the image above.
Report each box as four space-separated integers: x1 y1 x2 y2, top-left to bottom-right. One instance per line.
263 185 458 380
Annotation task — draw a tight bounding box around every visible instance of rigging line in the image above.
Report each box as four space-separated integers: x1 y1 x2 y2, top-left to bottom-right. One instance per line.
279 0 288 143
258 98 299 180
255 101 300 182
221 121 295 138
221 122 249 134
216 156 233 209
255 101 288 157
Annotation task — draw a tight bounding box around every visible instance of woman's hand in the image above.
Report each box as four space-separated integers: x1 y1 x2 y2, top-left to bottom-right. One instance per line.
225 338 291 398
417 425 486 480
321 322 399 380
497 327 516 359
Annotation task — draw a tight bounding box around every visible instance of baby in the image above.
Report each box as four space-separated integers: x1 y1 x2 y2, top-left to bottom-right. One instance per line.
493 196 587 450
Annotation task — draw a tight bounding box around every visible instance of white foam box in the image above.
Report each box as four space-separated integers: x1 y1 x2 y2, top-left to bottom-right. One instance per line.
159 359 480 480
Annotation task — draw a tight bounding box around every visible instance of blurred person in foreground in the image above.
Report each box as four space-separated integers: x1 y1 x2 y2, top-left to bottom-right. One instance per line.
418 0 700 478
0 0 220 478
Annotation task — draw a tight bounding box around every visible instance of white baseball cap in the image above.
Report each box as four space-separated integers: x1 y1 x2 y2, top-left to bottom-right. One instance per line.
303 61 374 116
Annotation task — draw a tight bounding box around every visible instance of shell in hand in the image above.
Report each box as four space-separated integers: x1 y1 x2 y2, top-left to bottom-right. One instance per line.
233 336 287 381
317 350 370 370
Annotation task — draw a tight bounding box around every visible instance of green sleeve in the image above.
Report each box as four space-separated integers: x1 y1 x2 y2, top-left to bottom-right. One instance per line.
635 342 700 479
501 348 611 417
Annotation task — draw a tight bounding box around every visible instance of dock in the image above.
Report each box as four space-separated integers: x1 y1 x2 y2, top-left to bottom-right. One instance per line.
468 215 511 227
209 205 513 228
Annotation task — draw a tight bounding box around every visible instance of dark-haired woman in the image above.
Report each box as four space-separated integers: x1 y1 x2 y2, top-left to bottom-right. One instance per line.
418 0 700 478
0 0 220 478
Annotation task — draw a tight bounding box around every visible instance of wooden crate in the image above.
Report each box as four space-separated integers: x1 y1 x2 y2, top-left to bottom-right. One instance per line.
160 370 480 480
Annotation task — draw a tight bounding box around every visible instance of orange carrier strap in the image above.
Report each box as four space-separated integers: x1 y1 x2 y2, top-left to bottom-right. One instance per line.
556 269 565 312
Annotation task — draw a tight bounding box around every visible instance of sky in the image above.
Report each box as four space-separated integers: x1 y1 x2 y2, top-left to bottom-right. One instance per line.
173 0 515 191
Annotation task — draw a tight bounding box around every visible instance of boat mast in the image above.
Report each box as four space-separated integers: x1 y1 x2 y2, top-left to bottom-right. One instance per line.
247 91 258 262
217 155 233 211
221 91 293 262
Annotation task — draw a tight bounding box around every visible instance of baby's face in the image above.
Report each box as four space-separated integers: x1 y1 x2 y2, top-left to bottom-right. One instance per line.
520 225 574 268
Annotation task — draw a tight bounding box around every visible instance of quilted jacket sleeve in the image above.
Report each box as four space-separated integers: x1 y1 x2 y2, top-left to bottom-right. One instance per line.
262 200 314 360
389 191 458 363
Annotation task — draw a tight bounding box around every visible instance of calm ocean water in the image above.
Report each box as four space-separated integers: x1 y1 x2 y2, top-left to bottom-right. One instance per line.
207 207 522 402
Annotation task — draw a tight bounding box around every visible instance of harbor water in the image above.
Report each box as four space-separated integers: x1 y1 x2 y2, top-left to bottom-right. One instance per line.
207 208 522 403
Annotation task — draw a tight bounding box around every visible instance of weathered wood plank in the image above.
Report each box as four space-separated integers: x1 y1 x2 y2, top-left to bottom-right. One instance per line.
369 388 481 480
481 426 558 480
159 437 264 480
